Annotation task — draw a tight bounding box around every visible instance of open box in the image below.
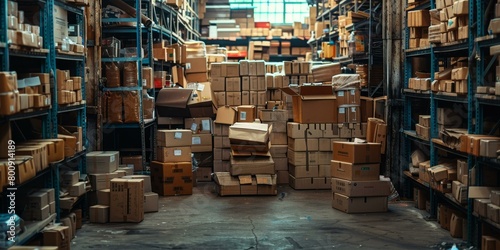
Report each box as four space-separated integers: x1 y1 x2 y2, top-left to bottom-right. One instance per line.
281 85 337 123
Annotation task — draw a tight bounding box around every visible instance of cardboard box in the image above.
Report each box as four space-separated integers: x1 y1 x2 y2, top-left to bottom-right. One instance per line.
184 117 212 134
482 236 499 250
289 164 319 178
237 105 256 122
120 155 143 172
419 115 431 127
144 192 159 213
331 178 391 197
90 205 109 223
480 139 500 158
222 63 240 77
450 213 463 238
97 189 110 206
332 142 382 164
109 178 144 222
287 122 323 139
43 226 70 250
0 72 18 93
69 182 86 197
492 191 500 206
226 91 242 106
332 193 388 213
281 85 337 123
0 90 20 115
89 173 118 191
288 138 319 152
288 149 319 166
157 129 192 147
150 161 193 196
230 156 275 175
214 172 241 196
191 134 213 153
452 180 467 204
185 57 207 74
225 77 241 92
289 175 331 190
487 204 500 223
229 122 270 145
331 161 380 181
86 151 119 174
156 146 192 162
474 198 491 217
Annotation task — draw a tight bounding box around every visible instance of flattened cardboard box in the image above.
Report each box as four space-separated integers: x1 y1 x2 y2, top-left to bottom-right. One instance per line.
331 178 391 197
332 193 388 213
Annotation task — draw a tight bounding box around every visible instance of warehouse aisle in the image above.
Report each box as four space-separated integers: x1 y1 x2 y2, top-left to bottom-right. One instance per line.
72 183 462 249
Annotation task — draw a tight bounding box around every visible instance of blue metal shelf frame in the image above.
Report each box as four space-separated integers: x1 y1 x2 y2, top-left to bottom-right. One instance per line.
0 0 7 70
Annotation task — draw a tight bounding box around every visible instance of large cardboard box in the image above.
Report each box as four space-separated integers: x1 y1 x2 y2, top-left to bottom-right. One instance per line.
144 192 159 213
450 213 463 238
237 105 256 122
289 164 319 178
281 85 337 123
332 142 382 164
150 161 193 196
288 138 319 152
156 146 192 162
332 193 388 213
288 149 319 166
229 122 270 145
157 129 192 147
287 122 323 139
331 160 380 181
89 173 118 191
331 178 391 197
289 175 331 190
86 151 119 174
90 205 109 223
185 57 207 74
121 155 143 172
230 156 275 175
43 226 70 250
0 157 36 185
122 175 152 193
156 88 192 118
97 189 110 206
487 204 500 223
214 106 237 125
109 178 144 222
191 134 213 153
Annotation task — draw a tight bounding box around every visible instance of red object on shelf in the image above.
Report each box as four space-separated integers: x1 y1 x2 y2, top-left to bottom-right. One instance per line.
227 51 247 58
255 22 271 29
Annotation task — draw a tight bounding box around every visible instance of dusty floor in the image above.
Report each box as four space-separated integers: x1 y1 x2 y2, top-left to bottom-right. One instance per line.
71 183 464 249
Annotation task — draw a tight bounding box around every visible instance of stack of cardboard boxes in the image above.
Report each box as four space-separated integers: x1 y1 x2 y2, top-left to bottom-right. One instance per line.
152 130 193 196
408 76 431 91
57 69 83 105
214 122 277 196
248 41 270 60
451 159 468 205
22 188 56 222
331 142 388 213
185 117 214 181
488 1 500 35
429 0 469 44
6 1 44 50
260 109 289 184
185 41 208 83
415 115 431 140
407 10 430 49
211 61 267 111
437 203 467 238
427 162 457 193
213 107 233 173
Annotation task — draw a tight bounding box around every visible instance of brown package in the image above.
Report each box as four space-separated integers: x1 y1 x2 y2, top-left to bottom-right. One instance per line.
107 92 123 123
105 62 121 88
124 91 140 123
122 62 138 87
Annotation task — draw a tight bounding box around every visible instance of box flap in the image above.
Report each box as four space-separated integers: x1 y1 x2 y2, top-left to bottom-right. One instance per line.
214 172 240 186
215 106 237 125
255 174 272 185
280 87 299 96
231 148 271 157
238 175 253 185
156 88 192 117
299 85 334 95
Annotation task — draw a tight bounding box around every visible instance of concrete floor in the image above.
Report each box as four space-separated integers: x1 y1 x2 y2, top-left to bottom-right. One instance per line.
71 183 464 249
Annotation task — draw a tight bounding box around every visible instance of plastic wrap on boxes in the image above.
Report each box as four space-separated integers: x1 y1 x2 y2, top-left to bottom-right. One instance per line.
106 91 123 123
331 74 361 89
105 62 121 88
124 91 139 123
122 62 138 87
0 214 22 248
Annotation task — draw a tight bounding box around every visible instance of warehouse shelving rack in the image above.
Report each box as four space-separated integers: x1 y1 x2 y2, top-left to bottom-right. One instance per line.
309 0 384 97
401 0 494 246
100 0 154 172
0 0 87 245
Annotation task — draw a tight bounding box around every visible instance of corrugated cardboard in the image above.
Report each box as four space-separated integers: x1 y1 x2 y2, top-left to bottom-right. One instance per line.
90 173 118 191
450 213 463 238
86 151 119 174
237 105 256 122
122 175 152 193
191 134 213 152
331 160 380 181
69 182 86 197
331 178 391 197
452 181 467 204
288 138 319 152
156 146 192 163
0 157 36 185
229 122 270 144
474 199 491 217
289 175 330 190
43 226 70 250
481 236 498 250
144 192 159 213
97 189 110 206
332 193 388 213
281 85 337 123
214 172 241 196
156 88 192 118
185 117 212 134
230 155 275 175
150 161 192 196
215 106 237 125
157 129 192 147
487 204 500 223
469 186 500 199
288 149 319 166
287 122 323 139
480 139 500 158
109 178 144 222
332 142 381 164
289 164 319 178
90 205 109 223
187 82 217 118
259 109 288 122
491 191 500 206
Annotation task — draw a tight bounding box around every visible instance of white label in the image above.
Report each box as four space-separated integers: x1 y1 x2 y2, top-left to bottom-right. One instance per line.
240 111 247 120
174 132 182 139
201 120 211 131
192 137 201 145
190 123 198 131
339 108 345 114
174 149 182 156
142 79 147 86
350 89 355 95
110 155 115 162
197 83 205 91
337 91 344 97
10 105 14 112
351 107 357 112
186 63 191 69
